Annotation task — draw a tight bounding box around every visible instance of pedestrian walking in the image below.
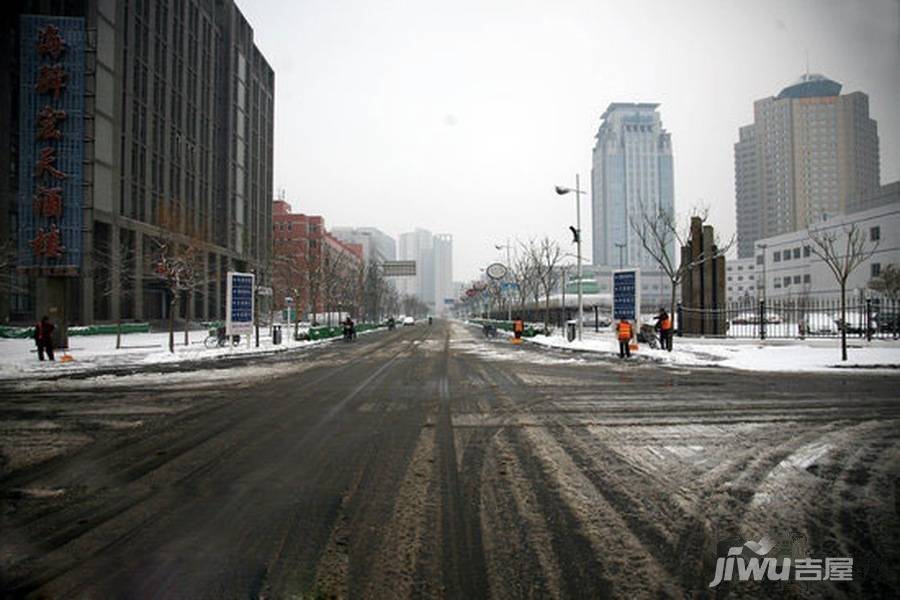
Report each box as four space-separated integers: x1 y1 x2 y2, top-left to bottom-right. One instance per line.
34 315 55 361
654 308 673 352
616 319 633 358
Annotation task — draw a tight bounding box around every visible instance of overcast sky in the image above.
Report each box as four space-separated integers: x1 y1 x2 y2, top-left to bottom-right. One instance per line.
240 0 900 282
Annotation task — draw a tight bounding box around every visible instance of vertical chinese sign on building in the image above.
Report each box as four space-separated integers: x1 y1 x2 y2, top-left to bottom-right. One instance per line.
17 16 85 274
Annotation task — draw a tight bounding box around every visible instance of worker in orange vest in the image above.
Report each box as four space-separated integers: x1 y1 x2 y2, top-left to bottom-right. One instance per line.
513 316 525 340
655 308 673 352
616 319 633 358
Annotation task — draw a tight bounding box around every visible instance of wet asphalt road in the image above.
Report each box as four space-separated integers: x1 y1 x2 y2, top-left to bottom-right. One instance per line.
1 320 898 599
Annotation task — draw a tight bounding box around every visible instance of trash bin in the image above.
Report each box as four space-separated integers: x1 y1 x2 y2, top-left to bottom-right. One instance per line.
566 320 577 342
273 324 282 345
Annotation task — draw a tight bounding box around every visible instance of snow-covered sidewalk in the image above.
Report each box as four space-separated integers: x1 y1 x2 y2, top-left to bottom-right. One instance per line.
0 326 339 382
528 330 900 372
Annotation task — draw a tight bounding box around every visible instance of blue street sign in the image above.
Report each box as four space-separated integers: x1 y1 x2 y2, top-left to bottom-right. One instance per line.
613 269 640 321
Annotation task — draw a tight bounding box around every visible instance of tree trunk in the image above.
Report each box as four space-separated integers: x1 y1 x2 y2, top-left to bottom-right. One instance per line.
184 290 191 347
840 281 847 361
168 295 177 354
544 292 550 332
116 318 122 350
670 280 678 332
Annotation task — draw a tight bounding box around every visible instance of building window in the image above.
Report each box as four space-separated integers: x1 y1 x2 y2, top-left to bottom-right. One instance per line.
774 281 782 289
804 274 811 284
737 265 743 271
803 245 811 257
773 251 781 262
870 226 880 241
872 263 881 277
793 248 800 259
756 255 764 265
793 275 801 284
784 277 791 287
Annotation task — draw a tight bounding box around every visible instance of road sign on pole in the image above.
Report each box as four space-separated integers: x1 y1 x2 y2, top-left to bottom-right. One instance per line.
613 268 641 325
382 260 416 277
226 271 255 345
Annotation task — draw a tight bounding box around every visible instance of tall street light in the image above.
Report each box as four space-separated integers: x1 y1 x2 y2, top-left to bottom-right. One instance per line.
555 174 586 341
495 239 513 321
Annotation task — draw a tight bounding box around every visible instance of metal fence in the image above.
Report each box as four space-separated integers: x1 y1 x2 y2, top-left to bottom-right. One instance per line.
677 297 900 340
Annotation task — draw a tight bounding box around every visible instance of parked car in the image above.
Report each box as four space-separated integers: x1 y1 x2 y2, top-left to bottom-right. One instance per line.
730 312 783 325
403 316 416 326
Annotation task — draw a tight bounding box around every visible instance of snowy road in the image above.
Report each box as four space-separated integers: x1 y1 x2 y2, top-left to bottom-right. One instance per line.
1 321 898 598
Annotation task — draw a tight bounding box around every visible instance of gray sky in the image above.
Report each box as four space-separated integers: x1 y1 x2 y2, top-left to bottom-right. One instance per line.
240 0 900 282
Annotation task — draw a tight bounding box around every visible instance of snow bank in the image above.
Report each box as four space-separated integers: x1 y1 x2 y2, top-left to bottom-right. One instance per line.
528 331 900 373
0 327 337 382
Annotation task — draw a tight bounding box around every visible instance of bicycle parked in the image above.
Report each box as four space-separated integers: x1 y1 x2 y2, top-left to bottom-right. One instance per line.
204 326 240 349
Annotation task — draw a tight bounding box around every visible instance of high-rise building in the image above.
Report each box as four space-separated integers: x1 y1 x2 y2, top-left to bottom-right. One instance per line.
432 234 453 315
331 227 397 264
1 0 274 325
397 229 453 314
590 103 674 269
734 73 880 257
398 229 434 304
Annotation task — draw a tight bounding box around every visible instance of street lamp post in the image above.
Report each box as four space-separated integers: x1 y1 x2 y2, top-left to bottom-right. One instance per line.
555 175 586 341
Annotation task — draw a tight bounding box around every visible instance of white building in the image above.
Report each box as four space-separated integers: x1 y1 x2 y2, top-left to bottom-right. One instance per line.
725 257 758 300
433 234 454 315
753 182 899 300
330 227 397 264
591 103 675 269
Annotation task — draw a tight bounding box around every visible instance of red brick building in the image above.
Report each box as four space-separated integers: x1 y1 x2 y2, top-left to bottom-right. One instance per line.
272 200 363 320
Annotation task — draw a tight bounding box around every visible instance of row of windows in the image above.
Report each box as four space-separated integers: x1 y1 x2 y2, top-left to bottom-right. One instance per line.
774 274 811 289
273 222 321 233
773 245 811 262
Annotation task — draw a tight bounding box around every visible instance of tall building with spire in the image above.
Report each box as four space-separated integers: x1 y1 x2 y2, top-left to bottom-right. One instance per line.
590 103 674 268
734 74 880 257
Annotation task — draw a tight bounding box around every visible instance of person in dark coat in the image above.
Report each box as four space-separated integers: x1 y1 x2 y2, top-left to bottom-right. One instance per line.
654 308 673 352
35 315 55 361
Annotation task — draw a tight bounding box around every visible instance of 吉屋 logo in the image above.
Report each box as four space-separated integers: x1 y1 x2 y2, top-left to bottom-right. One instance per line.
709 535 852 588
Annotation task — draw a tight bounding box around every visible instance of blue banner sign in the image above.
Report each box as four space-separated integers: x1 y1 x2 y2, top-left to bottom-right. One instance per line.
17 15 86 274
226 272 255 337
613 269 640 321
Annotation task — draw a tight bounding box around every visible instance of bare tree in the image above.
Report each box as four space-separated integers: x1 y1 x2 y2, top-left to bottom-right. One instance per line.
151 201 209 353
511 243 538 316
809 223 878 361
529 237 563 331
630 205 733 319
90 232 138 349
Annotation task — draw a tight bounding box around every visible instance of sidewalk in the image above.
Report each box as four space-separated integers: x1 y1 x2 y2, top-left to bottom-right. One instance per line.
527 330 900 373
0 326 334 383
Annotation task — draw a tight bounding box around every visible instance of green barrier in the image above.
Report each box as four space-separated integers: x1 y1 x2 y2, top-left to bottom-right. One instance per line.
0 323 151 338
470 318 542 338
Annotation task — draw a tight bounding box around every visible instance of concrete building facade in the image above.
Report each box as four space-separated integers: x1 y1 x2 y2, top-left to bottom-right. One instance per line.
734 73 880 258
1 0 273 325
590 102 675 269
753 182 899 300
397 228 454 315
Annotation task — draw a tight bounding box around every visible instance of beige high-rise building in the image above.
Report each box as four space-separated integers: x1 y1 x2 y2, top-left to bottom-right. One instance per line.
734 74 880 257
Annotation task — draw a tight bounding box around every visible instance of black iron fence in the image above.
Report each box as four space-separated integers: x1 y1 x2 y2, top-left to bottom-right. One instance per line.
677 297 900 340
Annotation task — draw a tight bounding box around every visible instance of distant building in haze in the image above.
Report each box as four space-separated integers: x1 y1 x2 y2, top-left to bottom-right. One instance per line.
734 73 880 258
331 227 397 265
397 229 454 315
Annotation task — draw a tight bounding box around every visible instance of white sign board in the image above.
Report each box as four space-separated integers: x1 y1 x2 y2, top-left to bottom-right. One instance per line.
226 271 255 340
